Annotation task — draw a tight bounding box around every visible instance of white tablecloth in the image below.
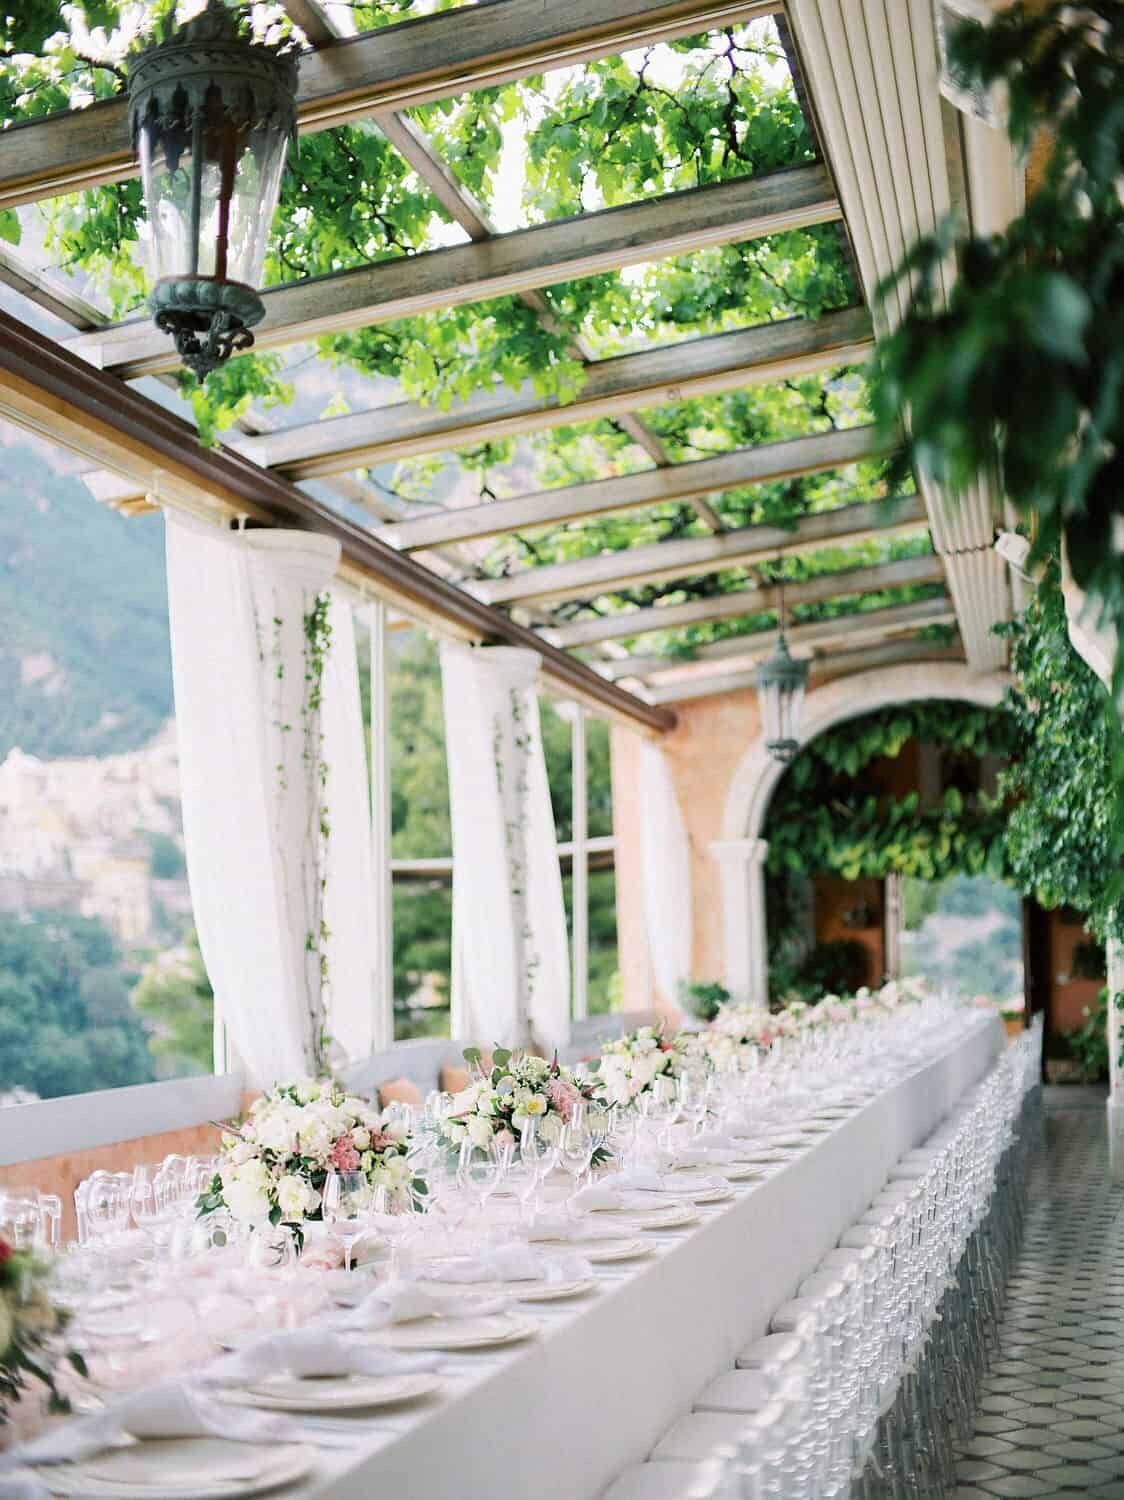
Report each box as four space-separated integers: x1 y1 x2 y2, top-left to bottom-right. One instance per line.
292 1014 1002 1500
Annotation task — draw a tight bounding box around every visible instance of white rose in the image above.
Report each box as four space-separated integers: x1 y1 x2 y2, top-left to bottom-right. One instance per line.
450 1088 477 1115
538 1113 562 1143
352 1127 371 1150
255 1108 299 1156
276 1173 318 1221
295 1115 332 1159
466 1114 494 1147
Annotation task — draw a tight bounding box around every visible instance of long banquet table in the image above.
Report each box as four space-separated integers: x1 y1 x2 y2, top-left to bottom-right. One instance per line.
284 1013 1002 1500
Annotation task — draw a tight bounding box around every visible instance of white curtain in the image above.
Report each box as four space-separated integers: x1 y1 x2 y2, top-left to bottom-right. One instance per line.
165 513 375 1087
440 644 570 1053
321 592 384 1062
638 740 693 1005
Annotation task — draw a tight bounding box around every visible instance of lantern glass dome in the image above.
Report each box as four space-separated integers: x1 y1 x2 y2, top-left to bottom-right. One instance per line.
754 630 809 764
128 0 297 379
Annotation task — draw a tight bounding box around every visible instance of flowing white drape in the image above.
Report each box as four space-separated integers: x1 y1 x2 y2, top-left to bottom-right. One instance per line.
638 740 693 1005
321 593 384 1062
165 514 380 1085
440 644 570 1053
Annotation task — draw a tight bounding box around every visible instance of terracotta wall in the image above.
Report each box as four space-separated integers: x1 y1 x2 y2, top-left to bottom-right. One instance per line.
612 683 766 1015
1 1121 225 1242
1045 911 1104 1035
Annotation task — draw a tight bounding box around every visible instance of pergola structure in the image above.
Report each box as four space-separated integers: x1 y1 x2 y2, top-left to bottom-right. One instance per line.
0 0 1022 1058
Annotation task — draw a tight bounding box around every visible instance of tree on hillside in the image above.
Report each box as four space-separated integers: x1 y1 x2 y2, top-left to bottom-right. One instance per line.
131 929 214 1077
0 913 154 1100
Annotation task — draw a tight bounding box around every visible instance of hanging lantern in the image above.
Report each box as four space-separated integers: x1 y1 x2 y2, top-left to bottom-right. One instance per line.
755 627 809 765
127 0 298 380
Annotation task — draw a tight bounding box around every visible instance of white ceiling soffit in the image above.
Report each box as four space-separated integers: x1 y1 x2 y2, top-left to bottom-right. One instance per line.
786 0 1020 667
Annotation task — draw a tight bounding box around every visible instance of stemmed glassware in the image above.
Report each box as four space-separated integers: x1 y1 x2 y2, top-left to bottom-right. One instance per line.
322 1170 374 1273
514 1120 556 1219
558 1118 594 1209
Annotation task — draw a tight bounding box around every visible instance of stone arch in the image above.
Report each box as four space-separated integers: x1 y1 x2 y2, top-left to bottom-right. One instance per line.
709 662 1009 1005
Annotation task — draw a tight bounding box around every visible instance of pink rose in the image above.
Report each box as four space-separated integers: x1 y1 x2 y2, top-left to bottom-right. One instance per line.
545 1077 581 1122
329 1134 361 1171
367 1130 395 1153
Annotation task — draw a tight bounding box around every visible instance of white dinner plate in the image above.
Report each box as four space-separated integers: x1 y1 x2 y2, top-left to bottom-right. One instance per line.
718 1165 764 1182
45 1438 313 1498
420 1276 596 1303
628 1204 700 1231
225 1370 442 1412
580 1237 654 1263
688 1185 735 1205
373 1313 538 1351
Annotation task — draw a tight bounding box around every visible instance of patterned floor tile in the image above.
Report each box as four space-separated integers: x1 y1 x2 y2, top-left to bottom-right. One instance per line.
952 1090 1124 1497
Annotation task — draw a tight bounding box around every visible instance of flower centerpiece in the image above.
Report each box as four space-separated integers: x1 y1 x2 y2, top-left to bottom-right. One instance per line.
198 1080 424 1233
591 1024 696 1107
1 1237 83 1425
700 1003 796 1065
439 1047 611 1163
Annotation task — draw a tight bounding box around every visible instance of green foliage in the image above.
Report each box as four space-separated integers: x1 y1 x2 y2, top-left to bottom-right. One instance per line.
144 831 185 879
873 2 1124 714
679 979 731 1022
131 929 214 1076
793 940 871 1001
999 571 1124 940
763 701 1014 884
1067 988 1115 1082
0 913 154 1099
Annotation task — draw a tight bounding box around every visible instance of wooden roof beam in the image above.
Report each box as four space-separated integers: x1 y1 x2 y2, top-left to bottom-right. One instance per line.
644 635 964 704
471 493 925 607
377 422 891 552
0 0 780 210
66 168 841 379
242 305 874 480
599 595 954 680
542 552 946 647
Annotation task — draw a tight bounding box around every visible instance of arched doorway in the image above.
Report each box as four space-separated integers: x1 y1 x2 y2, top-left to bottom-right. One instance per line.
710 662 1009 1006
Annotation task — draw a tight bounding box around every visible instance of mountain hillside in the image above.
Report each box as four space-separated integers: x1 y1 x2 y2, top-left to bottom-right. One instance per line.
0 431 172 759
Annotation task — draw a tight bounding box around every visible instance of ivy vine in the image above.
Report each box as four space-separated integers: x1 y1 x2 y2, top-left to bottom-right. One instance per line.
763 700 1015 884
997 568 1124 942
302 592 333 1071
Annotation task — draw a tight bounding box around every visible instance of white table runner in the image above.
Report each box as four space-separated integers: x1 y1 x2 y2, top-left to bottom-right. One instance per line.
287 1014 1001 1500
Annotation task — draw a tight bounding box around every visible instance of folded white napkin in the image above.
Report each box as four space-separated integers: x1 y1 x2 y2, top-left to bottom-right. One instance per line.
524 1212 624 1243
204 1328 440 1386
2 1381 286 1469
569 1181 629 1212
323 1282 507 1331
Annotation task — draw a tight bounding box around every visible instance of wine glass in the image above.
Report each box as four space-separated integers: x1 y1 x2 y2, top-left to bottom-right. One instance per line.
514 1121 554 1219
558 1120 593 1209
585 1102 613 1165
322 1170 373 1273
457 1140 502 1213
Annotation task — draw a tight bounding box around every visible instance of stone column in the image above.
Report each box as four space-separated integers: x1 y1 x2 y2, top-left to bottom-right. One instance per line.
710 838 770 1009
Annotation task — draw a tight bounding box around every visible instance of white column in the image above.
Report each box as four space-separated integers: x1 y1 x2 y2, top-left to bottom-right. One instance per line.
556 702 589 1022
441 645 570 1052
710 838 770 1008
639 741 693 1006
365 600 394 1052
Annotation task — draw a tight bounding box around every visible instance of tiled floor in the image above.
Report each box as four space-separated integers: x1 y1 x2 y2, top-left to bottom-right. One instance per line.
953 1087 1124 1498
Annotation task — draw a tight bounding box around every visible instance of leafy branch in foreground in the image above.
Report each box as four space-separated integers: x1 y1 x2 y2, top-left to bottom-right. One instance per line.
873 2 1124 711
